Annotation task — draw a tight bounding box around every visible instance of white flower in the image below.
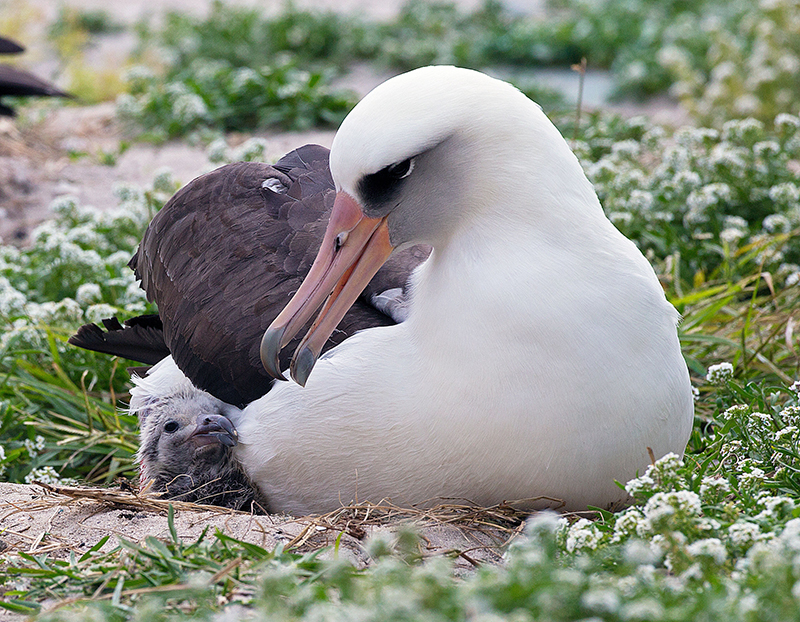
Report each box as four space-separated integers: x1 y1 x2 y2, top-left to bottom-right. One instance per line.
756 495 795 520
172 93 208 124
626 190 653 212
623 539 660 565
76 283 103 306
720 227 746 244
0 277 27 317
231 67 260 92
739 467 767 488
25 466 75 486
657 45 687 67
779 518 800 553
673 170 702 190
699 476 730 498
85 304 120 324
675 127 720 147
754 140 781 158
28 299 84 327
582 588 620 614
687 183 732 217
769 182 800 205
729 522 762 548
124 64 156 83
735 95 761 116
611 140 640 158
116 92 144 117
232 138 268 162
565 518 602 552
112 183 144 205
620 598 664 621
721 118 764 142
746 411 774 438
207 138 229 163
687 538 728 564
763 214 791 233
643 490 702 526
774 425 798 442
609 211 633 225
710 143 749 173
706 362 734 384
775 113 800 130
24 435 46 457
625 474 655 497
613 509 647 541
152 168 176 193
524 511 567 537
724 216 748 230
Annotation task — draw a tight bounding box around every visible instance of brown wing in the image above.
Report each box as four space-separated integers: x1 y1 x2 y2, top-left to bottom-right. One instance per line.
0 65 71 97
0 64 72 116
127 145 428 406
0 37 24 55
69 315 169 365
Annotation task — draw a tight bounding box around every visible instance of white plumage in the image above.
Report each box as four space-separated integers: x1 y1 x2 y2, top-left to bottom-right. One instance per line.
220 66 694 515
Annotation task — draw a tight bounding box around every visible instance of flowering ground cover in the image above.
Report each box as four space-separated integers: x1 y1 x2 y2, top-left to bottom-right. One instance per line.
1 0 800 619
2 110 800 619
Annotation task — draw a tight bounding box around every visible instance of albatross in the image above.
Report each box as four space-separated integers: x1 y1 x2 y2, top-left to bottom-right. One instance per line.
75 66 694 515
71 145 428 507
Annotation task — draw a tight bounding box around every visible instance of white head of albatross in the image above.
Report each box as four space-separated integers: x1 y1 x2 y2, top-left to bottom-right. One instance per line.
238 65 694 515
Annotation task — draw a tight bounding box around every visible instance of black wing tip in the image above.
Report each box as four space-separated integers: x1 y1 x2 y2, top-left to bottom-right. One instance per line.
0 37 24 55
67 322 103 348
69 315 170 365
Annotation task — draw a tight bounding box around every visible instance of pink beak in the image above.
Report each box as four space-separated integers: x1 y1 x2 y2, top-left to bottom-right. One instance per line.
261 191 395 386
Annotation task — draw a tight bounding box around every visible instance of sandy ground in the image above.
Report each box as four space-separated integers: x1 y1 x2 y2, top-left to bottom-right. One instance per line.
0 482 518 618
0 107 338 242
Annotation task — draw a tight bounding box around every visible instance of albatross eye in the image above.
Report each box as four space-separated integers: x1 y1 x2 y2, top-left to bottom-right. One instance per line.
386 158 414 179
358 158 416 208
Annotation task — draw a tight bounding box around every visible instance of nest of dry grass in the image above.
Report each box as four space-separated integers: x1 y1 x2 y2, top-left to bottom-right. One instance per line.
0 482 567 566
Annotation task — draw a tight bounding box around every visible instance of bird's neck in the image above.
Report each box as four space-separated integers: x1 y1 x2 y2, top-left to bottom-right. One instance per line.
402 163 625 370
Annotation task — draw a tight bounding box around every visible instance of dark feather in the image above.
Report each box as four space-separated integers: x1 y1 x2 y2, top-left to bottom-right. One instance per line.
0 37 24 55
0 65 71 98
0 64 72 116
125 145 429 406
68 314 170 365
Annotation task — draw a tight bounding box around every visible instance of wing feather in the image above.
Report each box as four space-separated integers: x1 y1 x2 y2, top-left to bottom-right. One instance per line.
125 145 428 406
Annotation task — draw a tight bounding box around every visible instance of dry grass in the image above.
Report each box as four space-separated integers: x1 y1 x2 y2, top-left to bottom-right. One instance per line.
0 482 555 568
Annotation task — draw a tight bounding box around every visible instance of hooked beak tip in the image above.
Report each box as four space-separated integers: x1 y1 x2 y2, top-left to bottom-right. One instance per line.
260 325 288 381
290 346 317 387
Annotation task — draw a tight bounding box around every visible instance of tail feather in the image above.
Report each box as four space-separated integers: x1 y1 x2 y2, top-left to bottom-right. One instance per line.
68 314 170 365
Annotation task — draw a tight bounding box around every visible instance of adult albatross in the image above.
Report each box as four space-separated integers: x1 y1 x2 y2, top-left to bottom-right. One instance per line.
242 65 693 514
81 66 694 515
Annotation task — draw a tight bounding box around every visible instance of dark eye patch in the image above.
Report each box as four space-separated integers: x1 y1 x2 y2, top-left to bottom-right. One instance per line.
357 158 414 209
164 421 180 433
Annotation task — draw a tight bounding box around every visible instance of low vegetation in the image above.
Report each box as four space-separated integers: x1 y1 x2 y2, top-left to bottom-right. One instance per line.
2 109 800 618
2 0 800 619
116 0 800 137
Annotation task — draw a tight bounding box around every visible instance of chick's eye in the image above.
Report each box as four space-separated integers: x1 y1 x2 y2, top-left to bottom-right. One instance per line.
387 158 414 180
164 421 180 433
